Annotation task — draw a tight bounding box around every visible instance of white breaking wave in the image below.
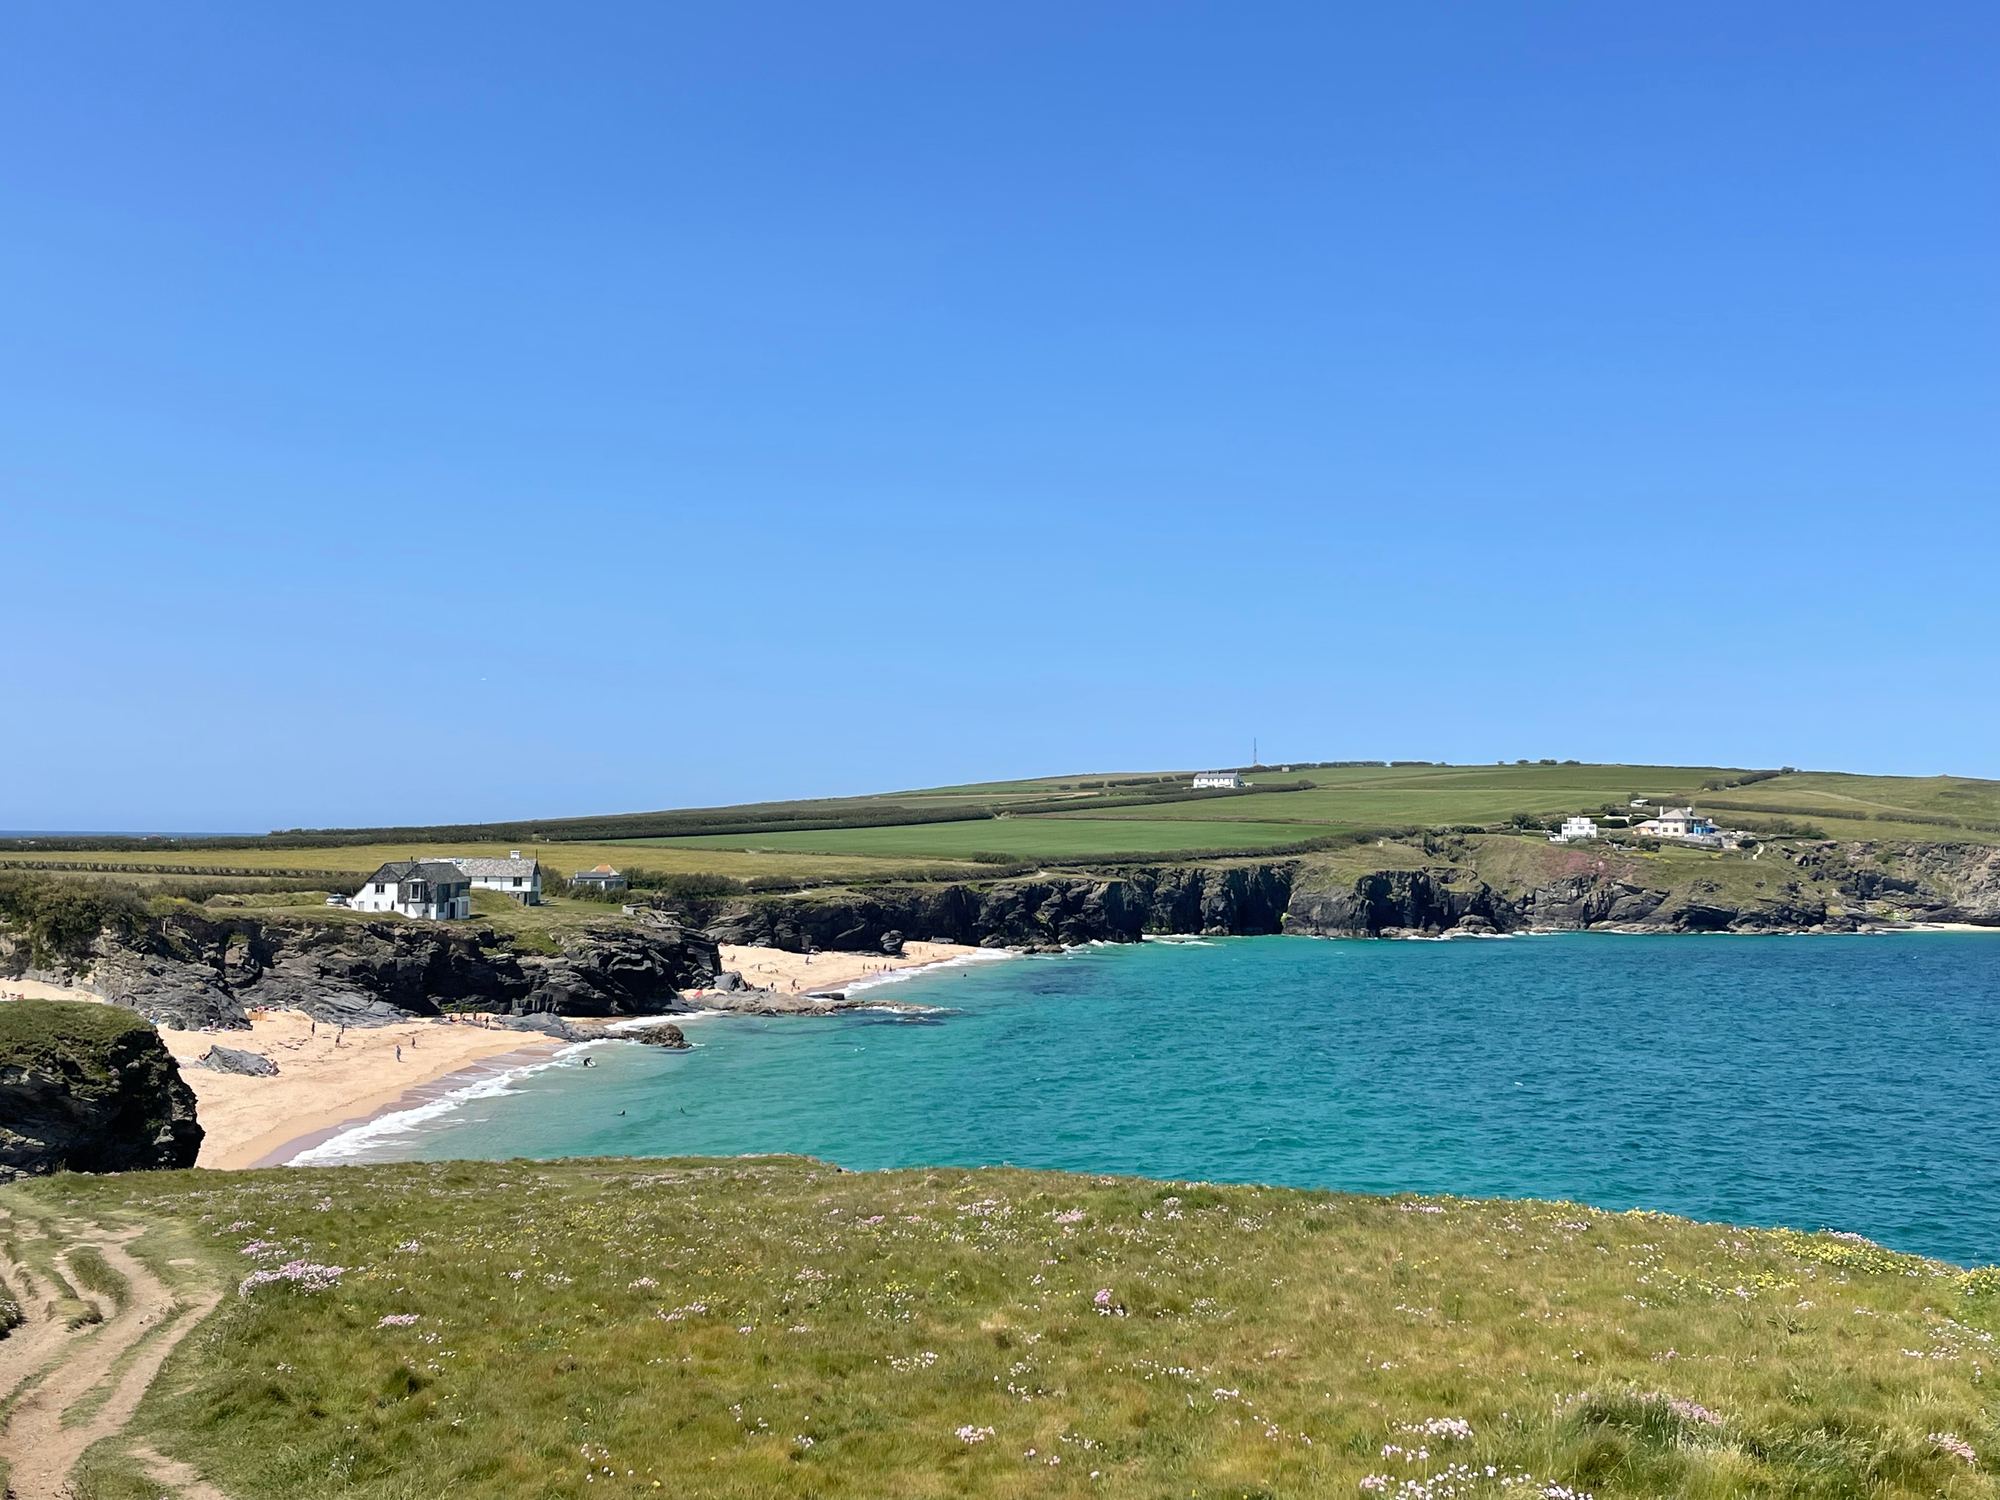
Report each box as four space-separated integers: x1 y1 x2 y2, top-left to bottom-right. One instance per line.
842 947 1015 995
287 1052 584 1166
603 1011 721 1032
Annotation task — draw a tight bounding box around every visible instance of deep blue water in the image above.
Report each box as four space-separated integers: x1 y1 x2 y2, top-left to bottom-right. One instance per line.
308 934 2000 1266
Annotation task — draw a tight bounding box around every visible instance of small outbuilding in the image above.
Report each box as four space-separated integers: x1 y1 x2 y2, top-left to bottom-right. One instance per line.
350 861 474 921
571 863 629 893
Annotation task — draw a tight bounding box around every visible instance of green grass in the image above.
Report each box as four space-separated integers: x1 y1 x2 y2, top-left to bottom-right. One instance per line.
0 999 155 1075
632 764 2000 862
24 1159 1999 1500
0 839 981 885
63 1245 130 1312
636 819 1338 860
8 766 1998 888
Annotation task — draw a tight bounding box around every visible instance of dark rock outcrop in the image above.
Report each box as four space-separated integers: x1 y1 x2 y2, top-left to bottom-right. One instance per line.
74 911 721 1031
1282 868 1503 938
707 864 1296 952
499 1012 588 1042
198 1044 278 1076
1280 839 2000 938
625 1020 690 1049
0 1000 201 1180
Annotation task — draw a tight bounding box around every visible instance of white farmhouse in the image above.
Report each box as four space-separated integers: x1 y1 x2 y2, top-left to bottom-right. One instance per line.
1632 807 1723 846
1192 771 1243 789
349 860 474 920
451 852 542 905
1549 815 1599 843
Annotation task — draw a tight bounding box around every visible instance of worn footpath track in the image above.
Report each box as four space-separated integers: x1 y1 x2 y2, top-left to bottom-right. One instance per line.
0 1215 224 1499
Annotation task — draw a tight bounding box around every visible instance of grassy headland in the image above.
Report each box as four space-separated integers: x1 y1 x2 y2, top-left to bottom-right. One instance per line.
17 1159 1996 1500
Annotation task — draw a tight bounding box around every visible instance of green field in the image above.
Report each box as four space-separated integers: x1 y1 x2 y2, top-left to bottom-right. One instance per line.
15 1159 1995 1500
633 763 2000 860
6 764 1997 883
634 818 1334 860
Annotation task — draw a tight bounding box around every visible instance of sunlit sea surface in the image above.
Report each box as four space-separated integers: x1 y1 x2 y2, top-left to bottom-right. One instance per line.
298 933 2000 1265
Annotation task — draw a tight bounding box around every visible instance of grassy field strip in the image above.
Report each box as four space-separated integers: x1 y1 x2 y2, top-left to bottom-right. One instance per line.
7 766 1997 881
639 819 1330 859
28 1158 1999 1500
0 841 969 883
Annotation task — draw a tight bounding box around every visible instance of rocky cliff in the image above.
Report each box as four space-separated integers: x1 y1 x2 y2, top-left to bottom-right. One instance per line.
7 839 1994 1029
13 910 721 1031
706 863 1295 951
1279 839 2000 938
0 1000 202 1179
710 839 2000 949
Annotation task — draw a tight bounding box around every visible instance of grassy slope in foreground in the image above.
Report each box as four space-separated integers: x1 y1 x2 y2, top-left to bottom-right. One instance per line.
40 1159 1998 1500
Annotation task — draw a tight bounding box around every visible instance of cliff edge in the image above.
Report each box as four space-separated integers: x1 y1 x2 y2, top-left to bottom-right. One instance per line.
0 999 202 1179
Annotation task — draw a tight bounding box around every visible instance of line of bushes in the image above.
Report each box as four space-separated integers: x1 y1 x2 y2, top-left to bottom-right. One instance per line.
0 859 355 879
1700 768 1796 791
1700 798 2000 835
0 873 149 968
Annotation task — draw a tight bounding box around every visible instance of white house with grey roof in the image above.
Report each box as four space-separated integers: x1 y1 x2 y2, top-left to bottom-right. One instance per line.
450 852 542 905
350 860 474 920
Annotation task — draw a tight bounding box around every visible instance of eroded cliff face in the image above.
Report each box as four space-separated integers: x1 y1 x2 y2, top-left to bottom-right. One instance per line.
706 864 1295 951
0 1000 202 1180
713 839 2000 949
1278 840 2000 938
36 911 721 1030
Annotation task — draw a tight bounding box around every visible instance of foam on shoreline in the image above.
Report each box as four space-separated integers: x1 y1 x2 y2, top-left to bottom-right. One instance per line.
283 1049 579 1166
285 956 1009 1163
838 946 1016 995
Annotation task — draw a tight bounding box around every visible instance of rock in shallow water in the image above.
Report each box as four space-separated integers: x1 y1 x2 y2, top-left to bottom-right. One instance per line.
625 1021 690 1049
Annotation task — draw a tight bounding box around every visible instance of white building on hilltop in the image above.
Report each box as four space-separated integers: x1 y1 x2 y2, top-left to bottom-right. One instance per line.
450 852 542 905
350 861 474 920
1192 771 1243 790
1633 807 1724 846
1549 815 1599 844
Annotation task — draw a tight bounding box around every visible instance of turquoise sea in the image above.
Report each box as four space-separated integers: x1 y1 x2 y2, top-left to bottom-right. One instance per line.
300 933 2000 1266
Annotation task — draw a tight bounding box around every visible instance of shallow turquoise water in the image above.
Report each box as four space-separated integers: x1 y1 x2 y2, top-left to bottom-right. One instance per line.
319 933 2000 1265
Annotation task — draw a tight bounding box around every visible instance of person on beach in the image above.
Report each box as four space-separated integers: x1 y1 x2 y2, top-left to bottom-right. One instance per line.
396 1044 402 1061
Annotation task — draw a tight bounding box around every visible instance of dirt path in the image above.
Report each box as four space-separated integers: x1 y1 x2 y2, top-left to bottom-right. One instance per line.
0 1225 225 1499
0 1251 75 1411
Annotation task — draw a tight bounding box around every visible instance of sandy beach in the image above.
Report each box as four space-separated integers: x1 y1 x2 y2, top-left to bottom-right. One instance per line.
156 1012 558 1170
713 940 987 996
0 977 104 1002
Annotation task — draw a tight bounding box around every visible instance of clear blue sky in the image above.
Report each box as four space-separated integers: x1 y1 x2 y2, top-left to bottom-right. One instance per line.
3 3 1994 832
